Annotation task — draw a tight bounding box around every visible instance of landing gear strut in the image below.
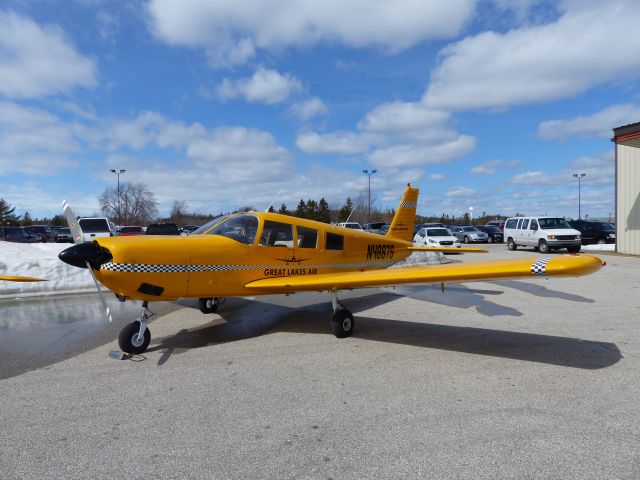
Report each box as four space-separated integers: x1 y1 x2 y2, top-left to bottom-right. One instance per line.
118 301 153 354
330 291 354 338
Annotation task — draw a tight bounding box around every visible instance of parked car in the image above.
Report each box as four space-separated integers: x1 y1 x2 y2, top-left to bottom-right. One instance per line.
363 222 386 233
146 222 180 235
486 219 506 231
24 225 57 242
504 216 581 253
475 225 504 243
181 225 200 235
54 227 73 243
119 226 145 236
414 227 461 248
0 227 37 243
78 217 118 242
337 222 363 230
378 224 390 235
568 220 616 245
449 226 489 243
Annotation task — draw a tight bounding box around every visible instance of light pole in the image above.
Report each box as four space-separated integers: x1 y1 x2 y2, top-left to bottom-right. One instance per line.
469 206 474 224
572 173 586 219
110 169 125 225
362 169 377 225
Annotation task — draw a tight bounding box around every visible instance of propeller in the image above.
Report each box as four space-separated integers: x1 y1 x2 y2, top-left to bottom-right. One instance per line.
86 261 113 323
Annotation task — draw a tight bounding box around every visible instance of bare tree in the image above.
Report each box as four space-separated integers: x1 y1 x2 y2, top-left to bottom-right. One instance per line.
169 200 189 225
99 182 158 225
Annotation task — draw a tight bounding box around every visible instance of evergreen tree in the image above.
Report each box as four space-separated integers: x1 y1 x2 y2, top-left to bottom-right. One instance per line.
22 211 33 226
306 199 318 220
0 198 20 225
338 197 353 222
267 205 275 213
278 203 288 215
295 199 307 218
317 198 331 223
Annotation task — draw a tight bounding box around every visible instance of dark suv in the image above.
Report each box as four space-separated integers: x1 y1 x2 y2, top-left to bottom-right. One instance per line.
0 227 37 243
475 225 504 243
568 220 616 245
145 223 180 235
24 225 57 242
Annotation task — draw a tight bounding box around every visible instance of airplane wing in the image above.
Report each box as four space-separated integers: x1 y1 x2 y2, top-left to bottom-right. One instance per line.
408 246 487 253
0 275 47 282
244 254 604 293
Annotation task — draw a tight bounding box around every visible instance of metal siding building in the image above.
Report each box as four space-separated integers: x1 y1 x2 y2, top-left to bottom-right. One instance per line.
613 122 640 255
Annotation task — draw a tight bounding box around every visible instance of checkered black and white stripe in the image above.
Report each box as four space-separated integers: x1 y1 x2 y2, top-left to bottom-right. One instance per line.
100 261 398 274
531 256 552 276
400 201 417 208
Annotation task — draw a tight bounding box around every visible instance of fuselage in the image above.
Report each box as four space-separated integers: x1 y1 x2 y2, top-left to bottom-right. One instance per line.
89 212 413 301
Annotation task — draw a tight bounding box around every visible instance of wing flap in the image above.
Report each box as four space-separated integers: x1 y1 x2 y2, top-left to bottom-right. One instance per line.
244 254 603 293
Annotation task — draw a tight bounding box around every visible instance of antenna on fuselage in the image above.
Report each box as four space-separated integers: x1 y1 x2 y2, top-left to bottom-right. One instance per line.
265 189 283 212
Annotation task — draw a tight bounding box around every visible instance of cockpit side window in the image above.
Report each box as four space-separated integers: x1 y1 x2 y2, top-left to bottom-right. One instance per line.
296 226 318 248
260 220 294 248
326 232 344 250
206 214 258 245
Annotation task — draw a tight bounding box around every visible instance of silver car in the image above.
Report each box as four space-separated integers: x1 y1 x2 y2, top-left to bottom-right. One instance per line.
449 226 489 243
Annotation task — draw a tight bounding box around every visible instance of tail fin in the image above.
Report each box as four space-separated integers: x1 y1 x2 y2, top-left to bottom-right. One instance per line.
62 200 84 244
385 184 419 242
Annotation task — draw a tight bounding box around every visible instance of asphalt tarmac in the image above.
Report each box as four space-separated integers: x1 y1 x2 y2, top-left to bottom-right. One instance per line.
1 244 638 479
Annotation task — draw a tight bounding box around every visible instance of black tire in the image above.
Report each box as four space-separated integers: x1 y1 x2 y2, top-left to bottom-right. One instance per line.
567 245 581 253
463 236 469 244
199 297 219 314
597 238 606 245
331 309 354 338
538 240 550 254
118 321 151 354
487 236 493 243
507 238 517 250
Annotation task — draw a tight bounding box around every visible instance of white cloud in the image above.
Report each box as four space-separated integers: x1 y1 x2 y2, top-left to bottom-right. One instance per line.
0 11 96 98
368 135 476 168
429 173 445 181
445 186 475 197
470 160 502 174
507 151 614 186
538 104 640 140
424 1 640 111
296 131 368 155
217 67 301 104
287 97 328 120
147 0 476 67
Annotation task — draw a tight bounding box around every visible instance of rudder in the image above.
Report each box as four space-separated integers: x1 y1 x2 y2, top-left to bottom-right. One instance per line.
385 184 419 242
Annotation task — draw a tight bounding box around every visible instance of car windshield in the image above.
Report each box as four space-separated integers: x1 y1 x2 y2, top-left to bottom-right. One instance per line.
60 228 71 234
596 222 614 230
192 215 228 234
539 218 572 229
206 214 258 244
427 228 451 236
463 227 479 232
120 226 143 233
79 218 110 233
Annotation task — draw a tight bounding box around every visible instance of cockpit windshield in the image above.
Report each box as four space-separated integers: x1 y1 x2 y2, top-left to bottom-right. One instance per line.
192 215 229 235
205 214 258 245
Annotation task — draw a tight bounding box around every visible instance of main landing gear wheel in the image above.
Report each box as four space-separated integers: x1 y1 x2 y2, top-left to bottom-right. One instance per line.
118 321 151 354
199 297 220 314
331 309 354 338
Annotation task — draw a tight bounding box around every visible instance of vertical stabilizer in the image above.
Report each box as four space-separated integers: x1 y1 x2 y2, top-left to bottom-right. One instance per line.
62 200 84 244
385 184 419 242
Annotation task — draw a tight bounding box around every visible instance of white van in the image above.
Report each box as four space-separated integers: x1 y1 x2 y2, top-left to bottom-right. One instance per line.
78 217 118 242
504 217 581 254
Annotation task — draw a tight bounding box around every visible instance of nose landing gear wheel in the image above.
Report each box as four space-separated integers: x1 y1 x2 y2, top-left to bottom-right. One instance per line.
331 309 354 338
199 297 220 314
118 321 151 354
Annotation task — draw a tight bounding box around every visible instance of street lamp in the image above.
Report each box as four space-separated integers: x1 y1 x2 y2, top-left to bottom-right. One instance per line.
110 169 125 225
572 173 586 219
469 206 474 224
362 169 377 225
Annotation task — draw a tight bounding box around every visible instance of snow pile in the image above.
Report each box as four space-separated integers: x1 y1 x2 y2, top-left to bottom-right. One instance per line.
0 243 94 297
581 244 615 252
393 250 448 267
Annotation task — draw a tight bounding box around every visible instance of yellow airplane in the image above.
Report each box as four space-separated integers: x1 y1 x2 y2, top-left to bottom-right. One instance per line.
59 185 604 354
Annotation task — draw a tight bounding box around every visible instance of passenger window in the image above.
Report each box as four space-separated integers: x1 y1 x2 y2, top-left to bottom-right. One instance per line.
505 219 517 229
326 232 344 250
516 219 522 229
259 220 293 248
297 226 318 248
520 219 529 229
530 220 538 230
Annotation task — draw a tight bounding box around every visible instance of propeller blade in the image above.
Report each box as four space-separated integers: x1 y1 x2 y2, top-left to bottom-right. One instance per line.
86 261 113 323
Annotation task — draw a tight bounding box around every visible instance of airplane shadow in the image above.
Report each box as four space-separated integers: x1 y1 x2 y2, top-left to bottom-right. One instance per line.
149 290 620 370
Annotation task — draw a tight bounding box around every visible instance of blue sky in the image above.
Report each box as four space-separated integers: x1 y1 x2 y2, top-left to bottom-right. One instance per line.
1 0 639 221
